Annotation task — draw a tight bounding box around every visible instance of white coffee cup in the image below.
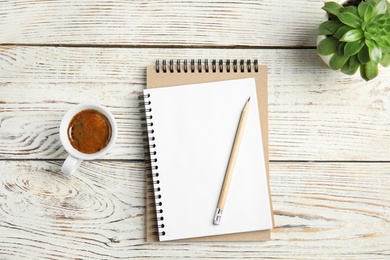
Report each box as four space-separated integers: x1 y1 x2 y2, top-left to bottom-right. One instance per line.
59 103 117 175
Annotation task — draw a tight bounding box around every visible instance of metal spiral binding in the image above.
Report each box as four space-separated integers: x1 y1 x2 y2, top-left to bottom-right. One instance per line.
155 59 259 73
139 91 165 237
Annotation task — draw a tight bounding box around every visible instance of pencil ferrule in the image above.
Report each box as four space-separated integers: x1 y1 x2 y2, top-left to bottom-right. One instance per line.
213 208 223 225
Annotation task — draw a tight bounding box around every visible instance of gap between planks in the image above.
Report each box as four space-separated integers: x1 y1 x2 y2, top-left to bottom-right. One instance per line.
0 43 317 50
1 158 390 164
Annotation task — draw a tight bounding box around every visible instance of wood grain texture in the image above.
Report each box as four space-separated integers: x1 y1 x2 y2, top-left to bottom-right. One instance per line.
0 161 146 259
0 0 324 47
1 1 390 258
0 161 389 259
1 47 390 161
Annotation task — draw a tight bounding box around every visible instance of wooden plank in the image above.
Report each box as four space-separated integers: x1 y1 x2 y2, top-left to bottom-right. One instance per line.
0 161 389 258
271 162 390 258
1 47 390 161
0 160 146 259
0 83 146 160
0 0 324 46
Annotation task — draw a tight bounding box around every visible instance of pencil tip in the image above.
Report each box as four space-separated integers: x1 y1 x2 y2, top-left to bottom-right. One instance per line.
248 97 251 102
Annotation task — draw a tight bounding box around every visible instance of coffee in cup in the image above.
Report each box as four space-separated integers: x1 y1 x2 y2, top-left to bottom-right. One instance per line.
68 109 112 154
60 103 117 175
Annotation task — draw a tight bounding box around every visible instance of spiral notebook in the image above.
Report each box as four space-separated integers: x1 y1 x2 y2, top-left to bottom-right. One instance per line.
144 59 274 242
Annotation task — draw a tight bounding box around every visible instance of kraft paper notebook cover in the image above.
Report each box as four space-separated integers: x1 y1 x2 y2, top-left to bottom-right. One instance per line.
144 59 274 242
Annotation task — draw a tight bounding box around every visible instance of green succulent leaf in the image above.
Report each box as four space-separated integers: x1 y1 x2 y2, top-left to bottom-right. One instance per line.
364 60 379 80
364 5 374 22
358 45 371 64
374 35 390 48
374 0 388 16
341 29 364 42
380 52 390 67
317 36 340 55
364 0 377 5
329 53 350 70
366 40 383 63
365 38 375 49
358 2 370 18
338 12 363 28
366 21 380 34
322 2 343 16
360 64 370 81
344 40 365 56
364 0 376 4
319 0 390 80
342 6 359 17
365 31 373 40
317 20 344 35
341 55 360 75
334 25 354 39
349 54 361 71
338 42 347 56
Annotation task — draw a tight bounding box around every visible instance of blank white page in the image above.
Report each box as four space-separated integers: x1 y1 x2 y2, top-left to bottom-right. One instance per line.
144 78 272 241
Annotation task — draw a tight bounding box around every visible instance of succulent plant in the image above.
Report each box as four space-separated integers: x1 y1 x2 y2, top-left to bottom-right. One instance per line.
317 0 390 80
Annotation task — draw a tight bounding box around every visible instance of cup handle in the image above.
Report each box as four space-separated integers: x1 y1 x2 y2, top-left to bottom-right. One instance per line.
61 155 83 175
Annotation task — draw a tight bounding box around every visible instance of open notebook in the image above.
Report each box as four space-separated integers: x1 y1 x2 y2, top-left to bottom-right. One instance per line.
144 59 274 242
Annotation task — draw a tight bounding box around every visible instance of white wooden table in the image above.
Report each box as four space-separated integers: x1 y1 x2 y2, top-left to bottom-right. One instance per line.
1 1 389 259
